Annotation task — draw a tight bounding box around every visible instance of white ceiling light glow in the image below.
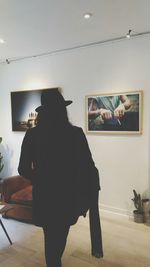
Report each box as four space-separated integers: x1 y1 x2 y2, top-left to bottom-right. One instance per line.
0 38 5 44
83 13 92 19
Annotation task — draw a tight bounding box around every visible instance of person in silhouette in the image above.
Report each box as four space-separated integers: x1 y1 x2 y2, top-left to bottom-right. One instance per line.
18 88 103 267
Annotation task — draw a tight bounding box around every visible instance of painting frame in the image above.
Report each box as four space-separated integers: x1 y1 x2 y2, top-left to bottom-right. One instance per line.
11 87 60 131
86 90 143 135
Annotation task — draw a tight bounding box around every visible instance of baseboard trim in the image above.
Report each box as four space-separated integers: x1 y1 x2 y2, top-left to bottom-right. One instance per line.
99 204 132 217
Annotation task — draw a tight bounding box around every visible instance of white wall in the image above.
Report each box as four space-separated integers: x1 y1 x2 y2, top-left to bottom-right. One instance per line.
0 36 150 215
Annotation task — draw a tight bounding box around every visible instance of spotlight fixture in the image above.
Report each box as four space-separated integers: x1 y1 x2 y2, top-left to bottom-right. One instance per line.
126 29 132 38
83 12 93 19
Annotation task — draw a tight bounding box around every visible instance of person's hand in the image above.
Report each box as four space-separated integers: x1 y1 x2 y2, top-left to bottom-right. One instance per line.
100 108 112 119
114 104 125 118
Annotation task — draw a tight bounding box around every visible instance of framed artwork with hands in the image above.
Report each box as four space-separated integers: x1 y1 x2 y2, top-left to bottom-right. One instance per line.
86 91 143 134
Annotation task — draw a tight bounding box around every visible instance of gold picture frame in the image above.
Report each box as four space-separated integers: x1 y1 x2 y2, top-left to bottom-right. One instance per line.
86 90 143 134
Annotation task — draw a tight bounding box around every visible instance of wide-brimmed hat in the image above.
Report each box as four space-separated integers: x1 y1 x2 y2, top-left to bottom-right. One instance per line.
35 88 72 112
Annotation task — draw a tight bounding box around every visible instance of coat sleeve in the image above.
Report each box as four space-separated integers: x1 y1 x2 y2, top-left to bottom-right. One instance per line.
77 127 100 191
18 130 34 182
73 127 100 217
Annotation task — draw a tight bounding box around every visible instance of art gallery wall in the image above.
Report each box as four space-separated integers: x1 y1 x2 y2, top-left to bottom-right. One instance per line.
0 35 150 215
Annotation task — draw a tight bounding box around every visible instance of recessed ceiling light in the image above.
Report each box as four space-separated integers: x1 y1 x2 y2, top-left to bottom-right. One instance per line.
0 38 5 44
83 13 93 19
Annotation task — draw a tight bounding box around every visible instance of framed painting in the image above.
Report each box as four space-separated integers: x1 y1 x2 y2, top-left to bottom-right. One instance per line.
86 91 143 134
11 87 60 131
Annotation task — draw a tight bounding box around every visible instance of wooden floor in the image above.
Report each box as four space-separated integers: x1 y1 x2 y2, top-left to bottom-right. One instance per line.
0 211 150 267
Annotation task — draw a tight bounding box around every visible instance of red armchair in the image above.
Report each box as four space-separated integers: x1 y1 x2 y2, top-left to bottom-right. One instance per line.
2 175 32 223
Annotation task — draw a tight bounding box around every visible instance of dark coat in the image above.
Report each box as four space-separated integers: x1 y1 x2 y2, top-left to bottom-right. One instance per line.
18 124 100 227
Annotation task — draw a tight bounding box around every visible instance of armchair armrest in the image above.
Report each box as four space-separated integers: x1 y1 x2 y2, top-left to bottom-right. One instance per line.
2 175 31 203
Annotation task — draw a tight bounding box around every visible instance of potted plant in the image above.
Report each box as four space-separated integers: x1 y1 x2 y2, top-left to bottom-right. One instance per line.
142 198 150 223
132 189 150 223
0 137 4 202
131 189 145 223
0 137 4 173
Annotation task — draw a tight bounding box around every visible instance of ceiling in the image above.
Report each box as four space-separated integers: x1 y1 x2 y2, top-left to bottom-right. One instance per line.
0 0 150 62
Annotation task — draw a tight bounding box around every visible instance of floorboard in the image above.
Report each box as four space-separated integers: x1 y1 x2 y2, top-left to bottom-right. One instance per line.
0 211 150 267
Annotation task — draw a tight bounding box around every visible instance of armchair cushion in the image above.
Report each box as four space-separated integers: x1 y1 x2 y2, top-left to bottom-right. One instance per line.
11 185 32 206
2 175 33 223
2 175 31 203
